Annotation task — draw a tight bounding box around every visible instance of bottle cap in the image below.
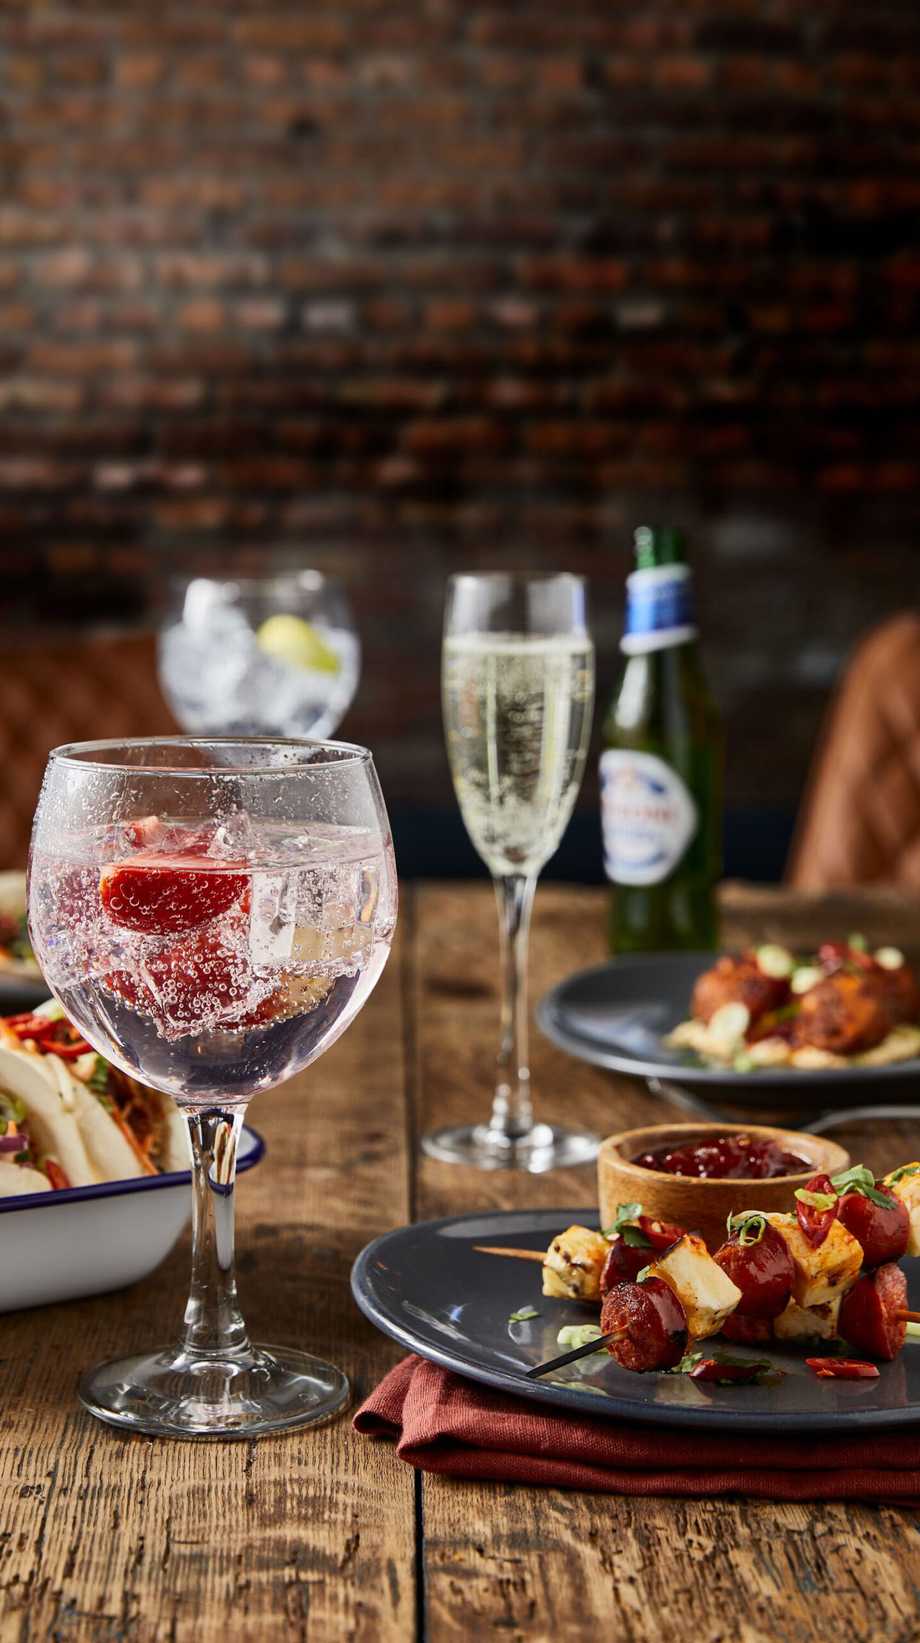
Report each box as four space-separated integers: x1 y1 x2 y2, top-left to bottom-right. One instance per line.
634 526 686 570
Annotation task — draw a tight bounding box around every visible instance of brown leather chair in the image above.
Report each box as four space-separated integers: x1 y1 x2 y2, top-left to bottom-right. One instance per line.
0 630 176 867
787 613 920 889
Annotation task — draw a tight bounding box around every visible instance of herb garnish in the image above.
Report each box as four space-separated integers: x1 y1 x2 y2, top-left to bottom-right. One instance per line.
831 1164 892 1208
508 1306 539 1323
88 1055 111 1097
603 1202 652 1248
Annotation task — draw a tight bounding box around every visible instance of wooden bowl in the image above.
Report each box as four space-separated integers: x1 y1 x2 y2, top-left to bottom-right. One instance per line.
597 1122 850 1252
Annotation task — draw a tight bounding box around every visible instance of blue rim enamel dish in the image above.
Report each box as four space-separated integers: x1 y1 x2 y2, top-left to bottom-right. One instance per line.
0 1123 265 1213
537 951 920 1104
352 1206 920 1432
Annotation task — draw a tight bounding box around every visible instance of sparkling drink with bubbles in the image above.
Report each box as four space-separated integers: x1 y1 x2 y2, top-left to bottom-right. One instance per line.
28 737 397 1439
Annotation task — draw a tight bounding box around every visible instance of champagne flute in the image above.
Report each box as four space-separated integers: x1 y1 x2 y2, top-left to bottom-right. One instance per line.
424 573 597 1171
28 736 397 1438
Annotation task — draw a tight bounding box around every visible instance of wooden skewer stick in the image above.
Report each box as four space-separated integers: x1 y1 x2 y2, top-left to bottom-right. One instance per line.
526 1331 624 1380
896 1309 920 1324
474 1245 545 1262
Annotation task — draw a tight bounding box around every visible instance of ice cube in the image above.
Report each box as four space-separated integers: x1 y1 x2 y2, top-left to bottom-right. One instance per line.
206 811 259 860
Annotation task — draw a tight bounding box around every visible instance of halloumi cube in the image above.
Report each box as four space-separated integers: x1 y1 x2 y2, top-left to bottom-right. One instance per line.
773 1296 841 1344
542 1225 608 1302
765 1213 862 1309
886 1166 920 1256
645 1233 742 1339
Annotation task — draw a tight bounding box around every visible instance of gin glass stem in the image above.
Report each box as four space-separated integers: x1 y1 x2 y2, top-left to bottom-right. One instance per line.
180 1107 249 1357
489 872 537 1142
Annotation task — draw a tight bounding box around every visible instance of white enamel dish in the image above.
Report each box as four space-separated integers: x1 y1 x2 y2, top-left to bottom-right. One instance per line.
0 1123 264 1312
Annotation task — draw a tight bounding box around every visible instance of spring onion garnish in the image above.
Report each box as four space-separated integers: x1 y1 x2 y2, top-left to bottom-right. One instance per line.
847 932 868 952
508 1306 539 1323
727 1210 768 1245
886 1163 920 1186
795 1188 837 1211
556 1324 604 1350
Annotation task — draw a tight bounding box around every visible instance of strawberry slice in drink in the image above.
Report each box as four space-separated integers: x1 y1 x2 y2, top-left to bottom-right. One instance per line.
100 855 249 935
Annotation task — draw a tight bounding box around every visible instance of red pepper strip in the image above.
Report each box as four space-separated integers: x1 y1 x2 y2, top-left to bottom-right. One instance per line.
8 1016 58 1040
805 1358 880 1380
688 1359 768 1384
7 1016 91 1057
638 1216 686 1251
45 1039 92 1060
795 1172 838 1249
43 1160 71 1191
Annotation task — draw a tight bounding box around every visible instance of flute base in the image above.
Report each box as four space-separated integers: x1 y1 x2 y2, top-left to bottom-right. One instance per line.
421 1121 599 1173
78 1342 350 1440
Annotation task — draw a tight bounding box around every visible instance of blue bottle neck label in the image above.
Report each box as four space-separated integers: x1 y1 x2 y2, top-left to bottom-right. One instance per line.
621 565 697 655
600 750 698 885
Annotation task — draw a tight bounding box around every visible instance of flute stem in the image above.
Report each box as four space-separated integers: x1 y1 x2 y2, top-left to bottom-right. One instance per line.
488 872 537 1143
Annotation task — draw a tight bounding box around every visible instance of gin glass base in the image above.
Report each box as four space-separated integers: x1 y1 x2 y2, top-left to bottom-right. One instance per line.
421 1121 599 1173
78 1343 350 1439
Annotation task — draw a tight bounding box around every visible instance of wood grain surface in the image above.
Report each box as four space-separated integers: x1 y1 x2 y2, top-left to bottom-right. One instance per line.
3 884 920 1642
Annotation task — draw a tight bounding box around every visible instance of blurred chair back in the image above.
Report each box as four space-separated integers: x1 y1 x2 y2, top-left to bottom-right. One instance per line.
0 631 175 866
788 613 920 889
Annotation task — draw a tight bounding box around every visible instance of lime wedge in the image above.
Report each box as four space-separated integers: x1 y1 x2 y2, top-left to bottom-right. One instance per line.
255 614 341 675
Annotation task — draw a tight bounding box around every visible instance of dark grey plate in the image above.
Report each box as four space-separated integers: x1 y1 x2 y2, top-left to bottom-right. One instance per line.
352 1206 920 1431
537 952 920 1108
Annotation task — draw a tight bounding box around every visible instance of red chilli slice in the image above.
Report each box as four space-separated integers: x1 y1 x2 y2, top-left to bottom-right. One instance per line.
100 856 248 935
805 1358 880 1380
795 1172 838 1249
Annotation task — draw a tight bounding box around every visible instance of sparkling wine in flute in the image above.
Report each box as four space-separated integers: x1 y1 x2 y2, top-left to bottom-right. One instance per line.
442 633 595 878
424 573 599 1173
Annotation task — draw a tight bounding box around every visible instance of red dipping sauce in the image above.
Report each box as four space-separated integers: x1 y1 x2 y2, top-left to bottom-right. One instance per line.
633 1133 809 1181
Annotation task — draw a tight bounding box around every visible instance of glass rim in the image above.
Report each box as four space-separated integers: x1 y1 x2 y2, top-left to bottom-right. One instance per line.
446 571 586 588
166 568 344 595
46 734 373 775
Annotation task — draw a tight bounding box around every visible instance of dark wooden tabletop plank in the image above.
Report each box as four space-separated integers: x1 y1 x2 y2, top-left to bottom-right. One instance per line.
411 882 920 1643
0 923 415 1643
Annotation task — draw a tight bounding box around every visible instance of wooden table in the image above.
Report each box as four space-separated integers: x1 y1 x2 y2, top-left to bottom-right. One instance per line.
4 883 920 1642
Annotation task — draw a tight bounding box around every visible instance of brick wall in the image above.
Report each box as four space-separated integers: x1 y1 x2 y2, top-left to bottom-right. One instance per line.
1 0 919 815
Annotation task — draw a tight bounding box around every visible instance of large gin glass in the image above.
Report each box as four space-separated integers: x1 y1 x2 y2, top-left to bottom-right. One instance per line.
425 573 597 1171
29 737 397 1438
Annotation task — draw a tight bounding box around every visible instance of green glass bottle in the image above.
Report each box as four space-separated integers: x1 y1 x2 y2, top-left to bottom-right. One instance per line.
601 526 722 953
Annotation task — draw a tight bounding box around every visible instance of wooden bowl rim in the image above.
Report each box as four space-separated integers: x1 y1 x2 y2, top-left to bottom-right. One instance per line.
599 1121 850 1187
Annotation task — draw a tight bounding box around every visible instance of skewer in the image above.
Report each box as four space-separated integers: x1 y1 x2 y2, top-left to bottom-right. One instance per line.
897 1309 920 1324
526 1332 622 1379
474 1245 545 1262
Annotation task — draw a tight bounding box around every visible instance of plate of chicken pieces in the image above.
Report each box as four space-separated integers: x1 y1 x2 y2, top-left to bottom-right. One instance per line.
537 937 920 1104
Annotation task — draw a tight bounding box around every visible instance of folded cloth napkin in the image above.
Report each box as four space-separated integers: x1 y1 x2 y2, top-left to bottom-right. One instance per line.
354 1356 920 1502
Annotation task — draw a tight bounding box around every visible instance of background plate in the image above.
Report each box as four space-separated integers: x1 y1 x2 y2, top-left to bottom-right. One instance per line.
352 1205 920 1432
537 952 920 1107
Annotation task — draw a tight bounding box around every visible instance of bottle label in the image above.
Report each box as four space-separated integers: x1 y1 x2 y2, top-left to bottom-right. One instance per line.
600 750 698 885
621 565 697 655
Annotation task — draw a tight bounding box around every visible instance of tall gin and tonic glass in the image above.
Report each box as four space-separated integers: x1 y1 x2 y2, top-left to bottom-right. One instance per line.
29 737 397 1438
426 573 596 1171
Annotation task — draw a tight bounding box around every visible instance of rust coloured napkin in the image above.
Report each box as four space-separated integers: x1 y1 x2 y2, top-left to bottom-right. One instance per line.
354 1356 920 1502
